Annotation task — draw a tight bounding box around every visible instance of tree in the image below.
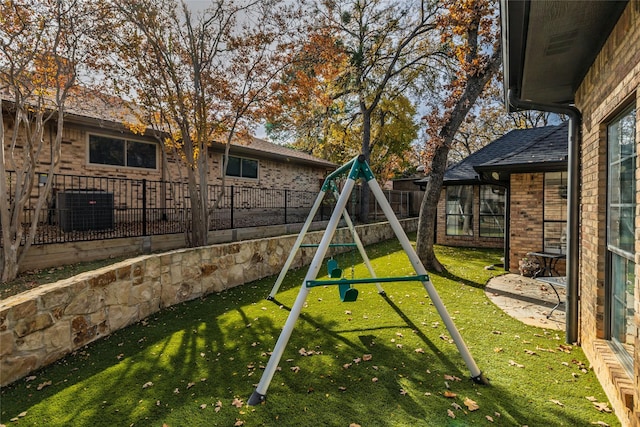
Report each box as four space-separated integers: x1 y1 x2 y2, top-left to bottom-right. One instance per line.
270 0 443 221
449 76 562 164
0 0 99 282
415 0 502 272
104 0 298 246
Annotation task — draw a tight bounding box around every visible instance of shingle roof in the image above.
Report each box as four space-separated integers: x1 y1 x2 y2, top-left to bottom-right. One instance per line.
415 122 568 185
212 137 336 169
2 85 336 169
475 121 568 172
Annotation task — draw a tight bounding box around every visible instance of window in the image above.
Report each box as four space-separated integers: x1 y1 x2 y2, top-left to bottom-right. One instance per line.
607 105 636 374
445 185 473 236
479 185 505 237
543 171 568 254
89 135 156 169
225 156 258 179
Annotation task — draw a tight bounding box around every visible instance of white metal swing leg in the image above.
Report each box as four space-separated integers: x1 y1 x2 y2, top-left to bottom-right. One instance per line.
248 179 358 405
267 190 327 299
366 178 485 383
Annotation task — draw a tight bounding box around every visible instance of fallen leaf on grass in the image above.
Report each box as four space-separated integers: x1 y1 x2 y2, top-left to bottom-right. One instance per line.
508 360 524 368
232 398 244 408
443 391 457 398
200 404 207 410
464 397 479 411
558 344 573 353
399 389 407 396
25 376 37 382
586 396 597 402
187 382 195 389
372 377 378 382
524 349 537 356
290 366 300 373
486 415 494 422
494 347 503 353
37 381 52 390
592 402 612 413
550 399 564 407
439 334 453 344
414 348 425 354
447 409 456 419
451 402 462 410
362 354 372 361
234 420 244 426
215 400 223 412
590 422 610 426
349 424 362 427
444 374 461 382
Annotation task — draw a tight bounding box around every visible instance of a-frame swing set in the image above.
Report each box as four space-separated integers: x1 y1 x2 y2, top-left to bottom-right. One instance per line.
248 155 487 406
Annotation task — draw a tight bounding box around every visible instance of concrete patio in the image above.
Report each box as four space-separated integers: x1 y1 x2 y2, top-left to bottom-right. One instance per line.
485 273 566 330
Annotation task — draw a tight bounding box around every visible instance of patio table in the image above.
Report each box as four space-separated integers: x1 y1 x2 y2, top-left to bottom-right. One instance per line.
527 251 566 278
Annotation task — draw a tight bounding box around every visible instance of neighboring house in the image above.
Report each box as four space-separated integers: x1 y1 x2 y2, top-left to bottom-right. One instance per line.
413 122 568 273
502 1 639 425
474 122 568 274
2 86 336 209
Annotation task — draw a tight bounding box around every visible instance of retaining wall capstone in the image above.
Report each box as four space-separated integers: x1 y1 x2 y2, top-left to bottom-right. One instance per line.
0 219 417 387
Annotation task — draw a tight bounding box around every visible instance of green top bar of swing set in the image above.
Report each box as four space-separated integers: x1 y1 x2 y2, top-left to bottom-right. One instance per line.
306 274 429 288
321 155 375 191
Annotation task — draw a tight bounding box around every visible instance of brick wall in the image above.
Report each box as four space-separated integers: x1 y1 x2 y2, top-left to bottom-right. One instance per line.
435 186 504 250
2 117 331 194
574 1 640 425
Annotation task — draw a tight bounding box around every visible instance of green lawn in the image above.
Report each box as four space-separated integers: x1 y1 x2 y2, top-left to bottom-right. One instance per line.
0 239 620 426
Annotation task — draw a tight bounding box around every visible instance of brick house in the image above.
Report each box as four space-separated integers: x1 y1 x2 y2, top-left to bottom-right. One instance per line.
2 86 335 194
502 1 639 424
414 122 568 275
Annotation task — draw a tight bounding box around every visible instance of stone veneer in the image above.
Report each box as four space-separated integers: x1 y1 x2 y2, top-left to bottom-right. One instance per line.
0 219 417 387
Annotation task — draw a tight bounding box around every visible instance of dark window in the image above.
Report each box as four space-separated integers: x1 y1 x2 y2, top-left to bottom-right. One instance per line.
89 134 156 169
89 135 125 166
543 171 567 254
445 185 473 236
127 140 157 169
225 156 258 179
479 185 505 237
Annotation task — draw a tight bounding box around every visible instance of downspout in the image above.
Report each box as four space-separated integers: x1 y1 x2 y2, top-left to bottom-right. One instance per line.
507 89 580 344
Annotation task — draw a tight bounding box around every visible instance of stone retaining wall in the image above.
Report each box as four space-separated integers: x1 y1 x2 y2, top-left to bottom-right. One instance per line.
0 219 417 387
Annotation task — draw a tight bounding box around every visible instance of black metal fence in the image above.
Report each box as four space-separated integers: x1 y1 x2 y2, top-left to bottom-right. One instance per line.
2 171 415 246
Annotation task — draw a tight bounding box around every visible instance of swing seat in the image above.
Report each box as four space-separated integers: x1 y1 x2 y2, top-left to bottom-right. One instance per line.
339 281 358 302
327 259 342 278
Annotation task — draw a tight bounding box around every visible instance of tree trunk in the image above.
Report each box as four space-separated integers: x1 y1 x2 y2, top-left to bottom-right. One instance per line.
1 245 20 283
415 145 449 272
416 42 502 271
358 109 372 222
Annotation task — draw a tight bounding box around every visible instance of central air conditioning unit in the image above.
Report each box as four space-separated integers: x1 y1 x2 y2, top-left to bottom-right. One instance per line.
57 190 114 232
